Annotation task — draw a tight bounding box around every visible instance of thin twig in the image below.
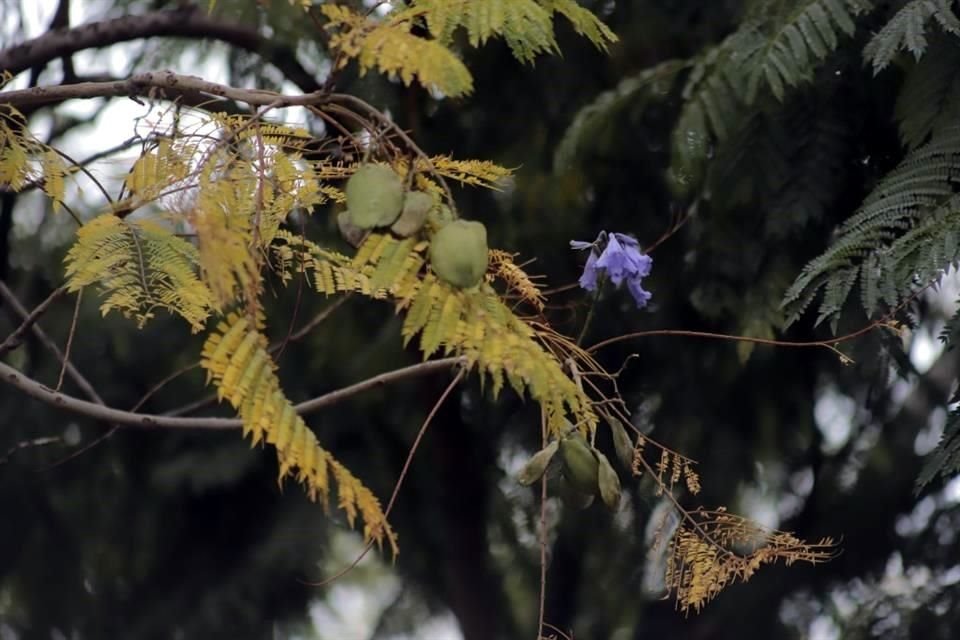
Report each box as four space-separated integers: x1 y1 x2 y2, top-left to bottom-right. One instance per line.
161 297 351 417
56 288 82 392
0 281 102 403
0 436 62 464
586 325 891 359
302 368 466 587
0 285 66 355
537 409 549 640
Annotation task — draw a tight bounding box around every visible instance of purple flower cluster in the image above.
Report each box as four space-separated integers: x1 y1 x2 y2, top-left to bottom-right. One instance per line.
570 231 653 308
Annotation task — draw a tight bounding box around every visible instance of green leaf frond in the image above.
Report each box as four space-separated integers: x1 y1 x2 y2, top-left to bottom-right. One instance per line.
864 0 960 73
746 0 873 103
894 33 960 149
917 404 960 489
201 313 398 554
414 0 617 58
554 59 688 172
271 231 597 435
782 126 960 329
64 215 216 332
708 93 851 236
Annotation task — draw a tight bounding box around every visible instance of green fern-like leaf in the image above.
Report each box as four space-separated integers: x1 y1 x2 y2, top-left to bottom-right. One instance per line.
201 313 398 554
917 404 960 488
746 0 873 102
894 33 960 149
64 214 216 331
414 0 616 59
864 0 960 73
554 59 687 172
783 126 960 328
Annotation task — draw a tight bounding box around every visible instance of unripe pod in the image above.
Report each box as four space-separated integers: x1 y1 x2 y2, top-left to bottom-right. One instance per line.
345 164 404 229
596 451 622 509
517 440 559 486
560 433 599 495
391 191 432 237
429 220 489 288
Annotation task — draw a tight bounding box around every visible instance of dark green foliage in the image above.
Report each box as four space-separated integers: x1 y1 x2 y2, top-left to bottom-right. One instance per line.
863 0 960 73
895 34 960 149
745 0 873 102
782 128 960 329
918 405 960 488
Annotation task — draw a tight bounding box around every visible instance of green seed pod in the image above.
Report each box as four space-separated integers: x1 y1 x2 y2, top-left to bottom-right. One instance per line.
559 476 596 510
607 416 634 469
517 440 559 486
391 191 432 237
345 164 404 229
596 451 622 509
337 210 365 248
560 433 600 495
429 219 489 288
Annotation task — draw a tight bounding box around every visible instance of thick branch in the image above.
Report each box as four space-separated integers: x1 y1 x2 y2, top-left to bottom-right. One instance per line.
0 70 330 110
0 357 464 430
0 5 322 92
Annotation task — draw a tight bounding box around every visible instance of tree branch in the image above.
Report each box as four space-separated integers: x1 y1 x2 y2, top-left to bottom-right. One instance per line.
0 5 322 92
0 357 464 431
0 69 331 110
0 281 102 404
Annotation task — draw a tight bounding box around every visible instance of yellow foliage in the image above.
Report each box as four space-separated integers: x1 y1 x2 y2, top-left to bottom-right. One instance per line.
201 313 398 554
272 231 596 436
125 140 190 201
322 5 474 97
488 249 546 313
421 156 513 190
63 214 215 331
1 110 71 205
663 508 837 614
193 162 261 307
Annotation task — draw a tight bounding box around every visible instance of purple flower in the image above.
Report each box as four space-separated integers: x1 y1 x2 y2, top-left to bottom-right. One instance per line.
570 230 653 308
579 250 600 291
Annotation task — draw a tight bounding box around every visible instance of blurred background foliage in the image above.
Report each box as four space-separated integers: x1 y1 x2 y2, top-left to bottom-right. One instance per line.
2 0 960 638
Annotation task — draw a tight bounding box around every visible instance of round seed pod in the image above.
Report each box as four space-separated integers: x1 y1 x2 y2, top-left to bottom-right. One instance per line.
345 164 404 229
391 191 433 237
559 433 600 495
429 219 489 288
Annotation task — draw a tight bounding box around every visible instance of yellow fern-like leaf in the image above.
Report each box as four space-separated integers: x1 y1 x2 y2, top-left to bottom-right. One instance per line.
193 162 260 306
63 214 215 331
40 149 66 212
271 230 596 435
663 508 836 614
1 112 73 199
322 5 474 97
488 249 546 312
124 139 190 201
201 313 398 554
421 156 513 190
